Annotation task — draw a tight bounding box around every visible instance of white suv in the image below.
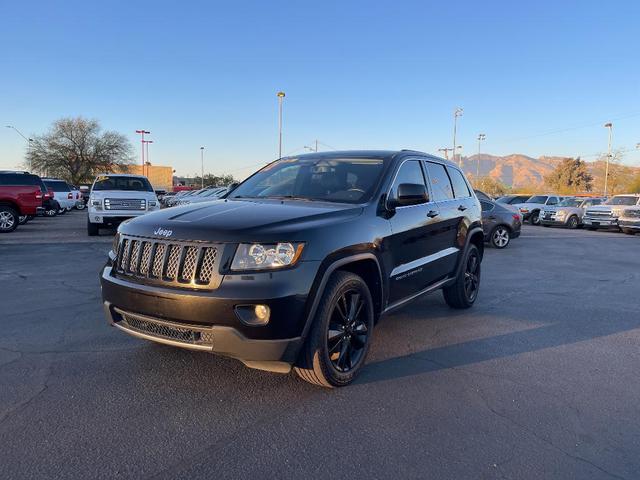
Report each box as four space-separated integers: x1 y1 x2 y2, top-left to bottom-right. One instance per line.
87 174 159 236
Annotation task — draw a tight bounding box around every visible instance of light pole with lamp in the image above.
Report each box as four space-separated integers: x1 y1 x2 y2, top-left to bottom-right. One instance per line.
200 146 205 188
476 133 486 178
5 125 34 171
135 130 151 173
142 140 153 176
452 107 463 167
604 123 613 197
277 91 286 159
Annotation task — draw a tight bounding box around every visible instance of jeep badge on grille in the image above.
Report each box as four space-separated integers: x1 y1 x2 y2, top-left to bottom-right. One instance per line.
154 227 173 237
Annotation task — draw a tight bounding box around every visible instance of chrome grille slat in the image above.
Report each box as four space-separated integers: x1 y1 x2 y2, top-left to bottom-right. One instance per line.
105 198 146 211
114 235 218 289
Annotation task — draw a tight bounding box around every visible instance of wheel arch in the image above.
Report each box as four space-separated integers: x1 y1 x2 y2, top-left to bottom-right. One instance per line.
300 252 384 342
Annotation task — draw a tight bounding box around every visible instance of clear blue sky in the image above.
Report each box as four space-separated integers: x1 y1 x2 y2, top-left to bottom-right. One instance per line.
1 0 639 178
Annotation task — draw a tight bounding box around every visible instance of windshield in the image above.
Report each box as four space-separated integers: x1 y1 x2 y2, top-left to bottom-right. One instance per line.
229 157 385 203
526 195 548 204
606 196 639 206
92 176 153 192
558 198 581 207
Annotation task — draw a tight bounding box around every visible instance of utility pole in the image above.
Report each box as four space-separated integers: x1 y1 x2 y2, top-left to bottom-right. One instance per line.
452 107 463 167
200 146 205 188
438 147 454 160
476 133 486 178
304 140 319 152
135 130 151 174
277 91 286 158
604 123 612 197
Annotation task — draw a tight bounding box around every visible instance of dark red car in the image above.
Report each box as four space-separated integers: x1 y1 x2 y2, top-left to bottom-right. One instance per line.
0 171 45 232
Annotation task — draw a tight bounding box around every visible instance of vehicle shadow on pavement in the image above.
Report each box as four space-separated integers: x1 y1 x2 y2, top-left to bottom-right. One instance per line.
357 305 640 385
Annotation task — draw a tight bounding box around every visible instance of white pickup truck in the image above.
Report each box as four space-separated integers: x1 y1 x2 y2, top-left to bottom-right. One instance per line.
87 174 159 236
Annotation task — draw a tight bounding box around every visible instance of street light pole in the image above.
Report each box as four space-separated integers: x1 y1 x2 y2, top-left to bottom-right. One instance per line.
142 140 153 177
604 123 613 197
6 125 34 171
438 147 453 160
476 133 486 178
277 91 286 159
135 130 151 174
452 107 463 167
200 146 205 188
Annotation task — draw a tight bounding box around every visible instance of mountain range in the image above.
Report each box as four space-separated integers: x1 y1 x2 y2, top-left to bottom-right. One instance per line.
456 153 637 191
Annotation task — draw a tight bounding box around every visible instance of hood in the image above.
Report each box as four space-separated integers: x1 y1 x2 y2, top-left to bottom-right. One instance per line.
119 198 364 242
586 205 612 213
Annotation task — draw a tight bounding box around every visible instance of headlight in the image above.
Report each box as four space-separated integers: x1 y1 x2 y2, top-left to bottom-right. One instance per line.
231 242 304 271
91 199 102 209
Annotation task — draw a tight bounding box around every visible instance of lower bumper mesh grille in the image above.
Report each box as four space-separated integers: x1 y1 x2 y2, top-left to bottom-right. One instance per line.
115 308 214 348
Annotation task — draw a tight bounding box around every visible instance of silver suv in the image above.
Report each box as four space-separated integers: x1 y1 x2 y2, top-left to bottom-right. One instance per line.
583 194 640 230
540 197 604 229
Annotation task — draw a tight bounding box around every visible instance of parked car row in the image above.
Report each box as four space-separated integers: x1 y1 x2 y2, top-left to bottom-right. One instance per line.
0 171 85 233
495 192 640 234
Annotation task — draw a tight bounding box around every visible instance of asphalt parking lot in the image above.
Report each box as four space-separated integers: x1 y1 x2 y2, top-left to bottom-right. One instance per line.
1 210 639 479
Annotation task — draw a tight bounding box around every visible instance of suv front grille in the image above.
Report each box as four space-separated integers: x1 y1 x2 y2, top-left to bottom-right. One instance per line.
114 308 214 349
105 198 146 210
585 210 614 218
114 235 219 289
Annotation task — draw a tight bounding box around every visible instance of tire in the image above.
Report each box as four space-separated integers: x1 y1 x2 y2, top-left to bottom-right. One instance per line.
566 215 579 229
529 211 540 225
66 206 72 212
18 215 29 225
76 203 85 210
57 208 66 215
294 271 374 388
490 225 510 249
443 244 481 309
0 206 19 233
45 208 57 217
87 220 100 236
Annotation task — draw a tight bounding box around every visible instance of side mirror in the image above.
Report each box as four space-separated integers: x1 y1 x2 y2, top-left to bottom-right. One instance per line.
392 183 428 207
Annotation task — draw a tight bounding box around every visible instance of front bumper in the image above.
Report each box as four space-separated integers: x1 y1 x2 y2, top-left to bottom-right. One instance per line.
583 217 618 227
100 260 320 370
619 219 640 230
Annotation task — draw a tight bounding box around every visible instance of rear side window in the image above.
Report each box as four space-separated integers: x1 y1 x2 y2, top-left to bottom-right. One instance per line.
527 195 548 204
44 180 71 192
446 167 471 198
0 173 40 186
480 200 494 212
425 162 454 201
389 160 428 203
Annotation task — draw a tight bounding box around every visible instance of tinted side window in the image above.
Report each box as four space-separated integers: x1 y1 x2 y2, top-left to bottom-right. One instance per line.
0 174 39 186
389 160 427 203
425 162 454 201
447 167 471 198
547 197 558 205
480 200 494 212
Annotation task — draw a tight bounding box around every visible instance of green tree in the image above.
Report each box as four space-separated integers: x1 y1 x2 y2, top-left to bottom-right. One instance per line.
543 157 593 194
26 117 133 184
191 173 237 188
470 176 510 197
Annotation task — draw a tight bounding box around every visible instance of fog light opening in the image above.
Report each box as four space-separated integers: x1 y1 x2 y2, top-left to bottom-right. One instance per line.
235 304 271 326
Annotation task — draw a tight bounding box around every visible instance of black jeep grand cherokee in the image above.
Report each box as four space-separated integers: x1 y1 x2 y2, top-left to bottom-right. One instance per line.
101 150 483 387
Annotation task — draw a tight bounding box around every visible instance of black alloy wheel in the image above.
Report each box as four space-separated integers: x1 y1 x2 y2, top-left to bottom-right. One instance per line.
464 250 481 303
530 211 540 225
567 215 579 229
443 243 481 309
327 289 370 373
294 271 374 387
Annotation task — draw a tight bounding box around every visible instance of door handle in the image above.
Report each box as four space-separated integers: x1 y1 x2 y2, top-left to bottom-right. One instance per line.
427 210 439 218
457 205 467 211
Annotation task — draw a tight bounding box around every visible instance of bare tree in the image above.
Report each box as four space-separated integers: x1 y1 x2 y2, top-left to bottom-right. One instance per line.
26 117 133 184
